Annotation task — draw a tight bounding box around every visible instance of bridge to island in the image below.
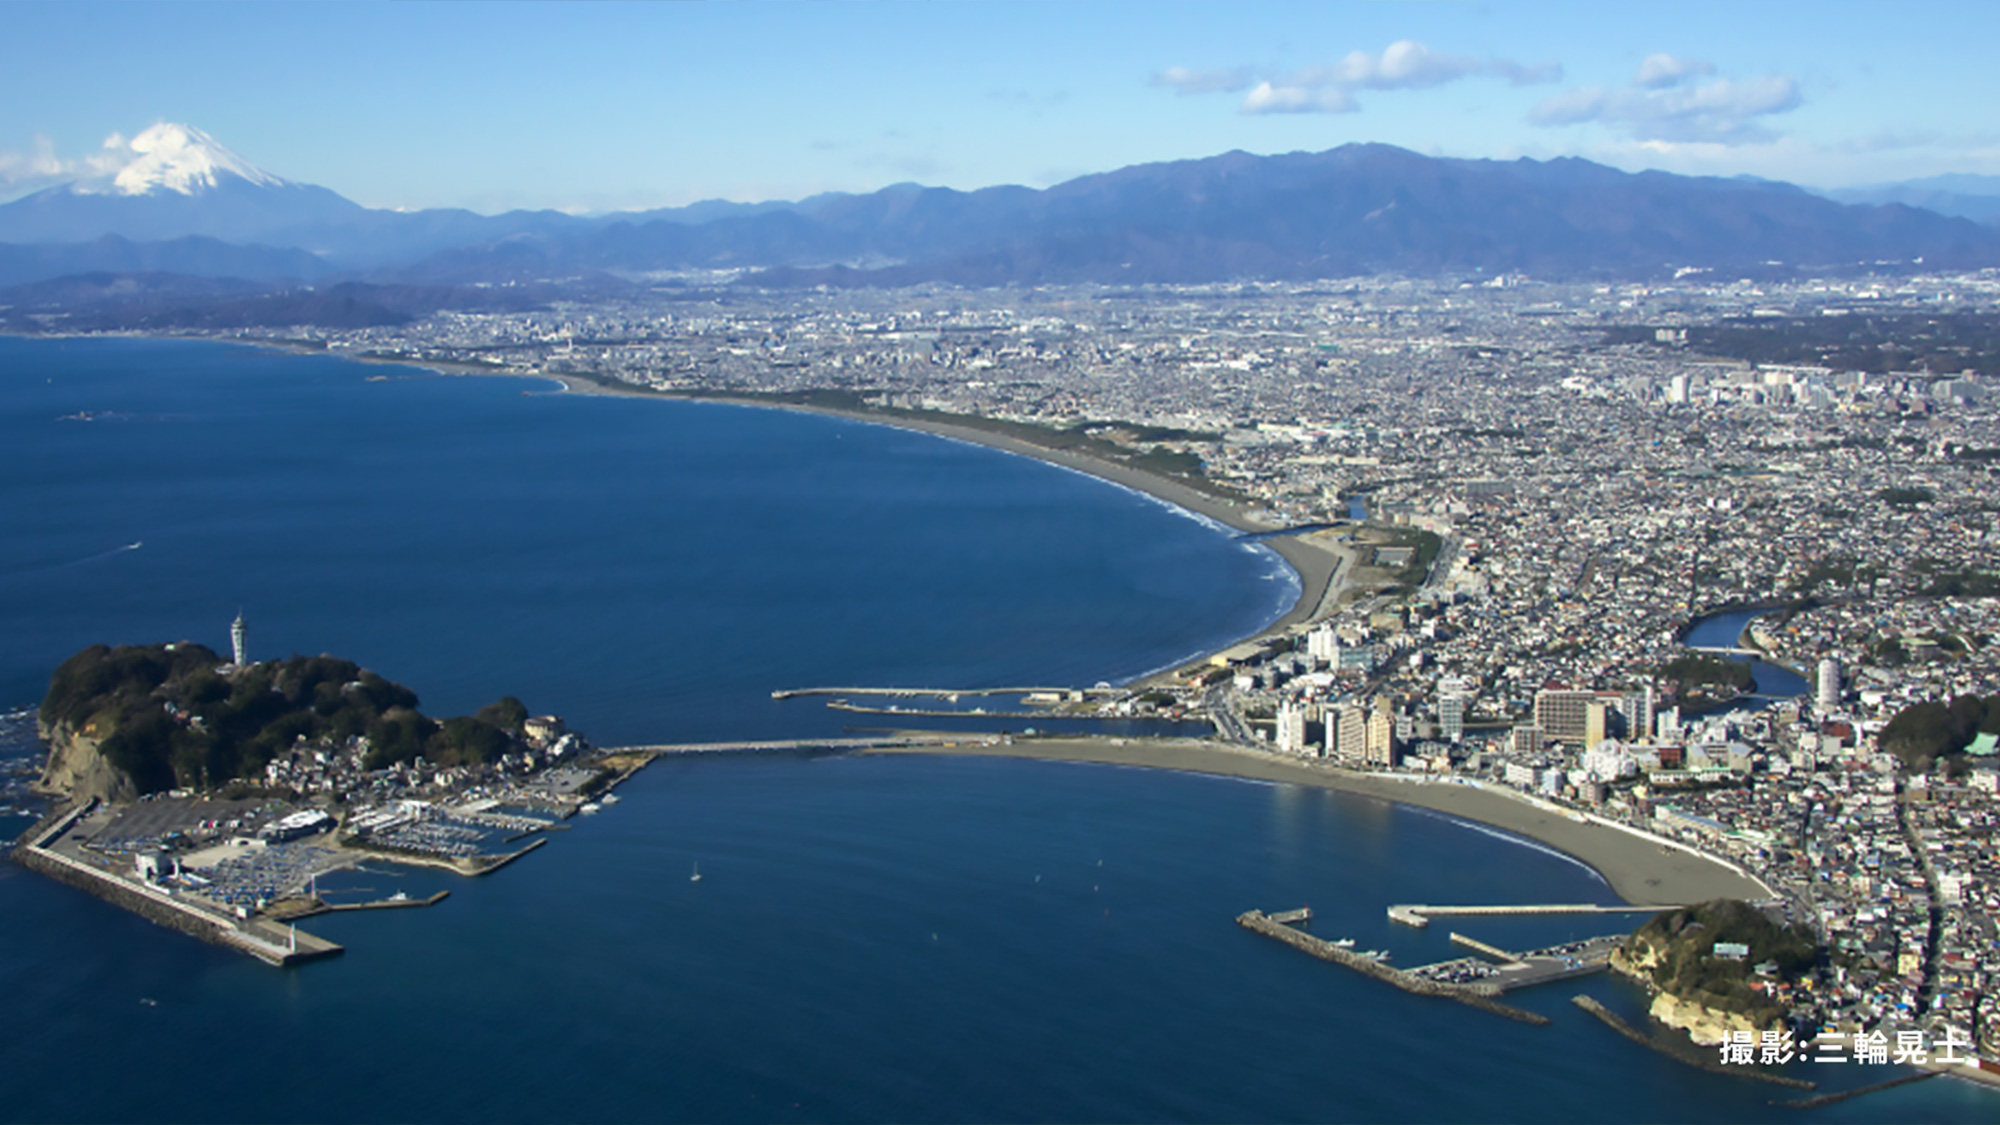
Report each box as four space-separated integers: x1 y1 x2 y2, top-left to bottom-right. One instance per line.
604 733 1005 756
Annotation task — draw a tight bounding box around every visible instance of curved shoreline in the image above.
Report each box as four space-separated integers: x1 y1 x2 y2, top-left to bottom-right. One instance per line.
857 736 1773 908
523 370 1354 640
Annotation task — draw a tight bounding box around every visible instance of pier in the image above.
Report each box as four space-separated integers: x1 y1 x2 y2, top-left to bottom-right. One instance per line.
1236 908 1550 1025
1389 902 1680 928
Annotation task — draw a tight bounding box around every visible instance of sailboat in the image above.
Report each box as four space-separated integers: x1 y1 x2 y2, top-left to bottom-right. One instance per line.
690 862 702 883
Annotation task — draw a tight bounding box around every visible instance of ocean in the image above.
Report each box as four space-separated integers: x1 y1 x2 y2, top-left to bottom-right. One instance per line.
0 336 1987 1123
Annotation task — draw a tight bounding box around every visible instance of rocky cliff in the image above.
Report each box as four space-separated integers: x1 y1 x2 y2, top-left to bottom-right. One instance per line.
1647 990 1772 1046
34 715 137 804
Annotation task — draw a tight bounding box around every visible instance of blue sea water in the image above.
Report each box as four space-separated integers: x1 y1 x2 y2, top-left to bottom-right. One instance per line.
0 336 1988 1123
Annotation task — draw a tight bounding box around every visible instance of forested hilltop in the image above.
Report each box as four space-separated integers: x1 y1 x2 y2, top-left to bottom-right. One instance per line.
1615 899 1820 1032
39 642 534 797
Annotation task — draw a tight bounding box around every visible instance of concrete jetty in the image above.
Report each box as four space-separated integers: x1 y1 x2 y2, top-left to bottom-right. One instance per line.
267 890 451 921
1236 909 1550 1025
1389 902 1681 928
1449 931 1518 962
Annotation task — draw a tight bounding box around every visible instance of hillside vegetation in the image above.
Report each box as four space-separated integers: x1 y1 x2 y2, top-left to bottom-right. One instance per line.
40 642 531 795
1879 692 2000 771
1621 899 1819 1027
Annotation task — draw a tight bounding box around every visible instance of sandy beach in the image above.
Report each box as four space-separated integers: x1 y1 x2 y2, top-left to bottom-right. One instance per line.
861 736 1773 907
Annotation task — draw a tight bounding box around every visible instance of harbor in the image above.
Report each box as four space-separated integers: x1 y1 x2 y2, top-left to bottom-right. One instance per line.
1235 906 1553 1025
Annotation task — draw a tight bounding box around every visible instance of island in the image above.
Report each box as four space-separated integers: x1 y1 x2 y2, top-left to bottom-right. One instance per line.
15 640 613 964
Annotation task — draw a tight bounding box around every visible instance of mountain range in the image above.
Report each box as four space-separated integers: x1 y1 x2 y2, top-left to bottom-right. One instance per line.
4 123 2000 316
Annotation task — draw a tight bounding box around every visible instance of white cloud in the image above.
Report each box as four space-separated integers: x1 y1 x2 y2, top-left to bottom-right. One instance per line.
0 131 137 197
1152 66 1254 95
1241 82 1358 115
1634 53 1717 89
1321 40 1483 91
1532 57 1802 145
1158 40 1561 117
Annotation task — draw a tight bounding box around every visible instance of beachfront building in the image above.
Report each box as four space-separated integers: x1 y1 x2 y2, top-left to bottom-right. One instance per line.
1326 704 1368 765
1366 700 1399 767
1533 689 1594 744
1275 699 1308 756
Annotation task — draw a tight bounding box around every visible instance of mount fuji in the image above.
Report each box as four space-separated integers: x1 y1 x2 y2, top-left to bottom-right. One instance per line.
0 123 368 246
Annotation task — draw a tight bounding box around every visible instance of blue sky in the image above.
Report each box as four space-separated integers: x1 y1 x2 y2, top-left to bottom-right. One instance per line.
4 0 1996 212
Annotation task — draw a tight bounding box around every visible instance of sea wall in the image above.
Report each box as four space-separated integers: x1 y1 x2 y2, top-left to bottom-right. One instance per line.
15 845 241 951
12 843 338 967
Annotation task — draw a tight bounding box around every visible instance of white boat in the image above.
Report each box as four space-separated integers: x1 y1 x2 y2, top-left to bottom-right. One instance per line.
689 862 702 883
1333 938 1356 948
579 802 601 815
600 793 620 805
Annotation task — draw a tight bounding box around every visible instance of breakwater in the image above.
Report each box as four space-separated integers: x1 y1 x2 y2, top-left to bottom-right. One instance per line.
269 890 451 920
13 843 342 967
1236 909 1550 1025
1569 996 1812 1089
1773 1069 1938 1108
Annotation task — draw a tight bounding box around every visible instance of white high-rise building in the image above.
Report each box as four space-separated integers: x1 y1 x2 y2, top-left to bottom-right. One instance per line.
1436 675 1472 743
1622 682 1656 743
1817 657 1842 714
1276 699 1308 756
231 611 247 667
1655 706 1682 745
1306 624 1340 667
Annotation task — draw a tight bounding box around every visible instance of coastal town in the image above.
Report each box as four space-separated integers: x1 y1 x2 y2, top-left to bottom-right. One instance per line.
13 268 2000 1082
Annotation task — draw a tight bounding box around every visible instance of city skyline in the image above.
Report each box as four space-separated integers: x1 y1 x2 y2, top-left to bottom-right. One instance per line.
4 0 1998 214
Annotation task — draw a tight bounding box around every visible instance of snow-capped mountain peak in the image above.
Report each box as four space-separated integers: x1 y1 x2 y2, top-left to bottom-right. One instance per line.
90 123 290 196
